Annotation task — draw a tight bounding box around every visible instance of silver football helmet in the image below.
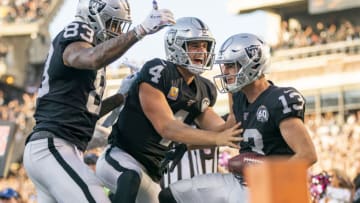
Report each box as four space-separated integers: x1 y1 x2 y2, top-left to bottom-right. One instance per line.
164 17 216 75
213 33 270 93
76 0 132 42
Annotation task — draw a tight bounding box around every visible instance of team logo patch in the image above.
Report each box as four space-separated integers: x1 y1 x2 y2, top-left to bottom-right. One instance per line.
256 105 269 122
89 0 106 15
245 45 262 62
201 98 210 112
167 86 179 100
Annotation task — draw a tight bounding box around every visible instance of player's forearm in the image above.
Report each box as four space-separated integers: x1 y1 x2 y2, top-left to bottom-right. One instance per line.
76 30 139 70
160 120 218 146
207 123 227 132
288 152 317 168
99 93 125 118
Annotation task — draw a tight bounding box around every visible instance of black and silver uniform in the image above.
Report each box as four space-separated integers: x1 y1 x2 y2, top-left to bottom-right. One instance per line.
32 21 105 151
109 58 217 181
233 81 305 156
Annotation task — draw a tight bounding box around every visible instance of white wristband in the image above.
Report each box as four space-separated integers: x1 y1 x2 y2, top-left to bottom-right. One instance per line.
134 25 145 40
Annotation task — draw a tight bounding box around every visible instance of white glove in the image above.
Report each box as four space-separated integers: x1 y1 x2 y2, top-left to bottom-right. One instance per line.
134 9 175 38
117 72 139 96
103 72 139 127
102 105 123 127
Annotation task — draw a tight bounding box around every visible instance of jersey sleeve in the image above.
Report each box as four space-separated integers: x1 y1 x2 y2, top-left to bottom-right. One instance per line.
59 21 96 48
138 58 170 93
273 87 306 126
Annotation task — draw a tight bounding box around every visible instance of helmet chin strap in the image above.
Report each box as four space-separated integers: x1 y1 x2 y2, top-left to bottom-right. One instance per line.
187 64 205 75
94 13 108 41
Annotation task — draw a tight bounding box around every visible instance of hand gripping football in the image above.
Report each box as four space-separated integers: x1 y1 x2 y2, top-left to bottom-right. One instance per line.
228 152 265 175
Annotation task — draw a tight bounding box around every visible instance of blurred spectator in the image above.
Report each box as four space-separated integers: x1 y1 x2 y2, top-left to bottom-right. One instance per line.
306 111 360 181
0 90 4 106
353 173 360 203
274 18 359 51
319 169 354 203
0 0 52 24
310 171 332 202
0 187 22 203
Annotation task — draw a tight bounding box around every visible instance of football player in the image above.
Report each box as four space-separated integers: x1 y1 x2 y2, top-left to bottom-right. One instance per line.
95 17 243 203
23 0 175 202
158 33 317 203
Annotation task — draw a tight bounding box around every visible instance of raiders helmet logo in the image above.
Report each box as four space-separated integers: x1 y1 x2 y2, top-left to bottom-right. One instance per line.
89 0 106 15
256 105 268 122
245 45 262 63
166 30 177 46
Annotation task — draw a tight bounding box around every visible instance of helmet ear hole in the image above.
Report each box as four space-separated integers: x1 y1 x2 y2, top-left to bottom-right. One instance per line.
252 64 260 69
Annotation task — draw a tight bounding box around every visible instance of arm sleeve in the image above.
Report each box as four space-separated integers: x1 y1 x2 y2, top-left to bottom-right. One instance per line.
138 58 170 94
273 87 306 126
59 21 96 48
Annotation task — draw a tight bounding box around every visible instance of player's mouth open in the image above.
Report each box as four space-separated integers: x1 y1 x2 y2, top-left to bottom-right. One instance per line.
193 59 204 65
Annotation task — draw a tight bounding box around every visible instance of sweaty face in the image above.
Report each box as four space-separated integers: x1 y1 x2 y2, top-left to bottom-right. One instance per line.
186 41 209 66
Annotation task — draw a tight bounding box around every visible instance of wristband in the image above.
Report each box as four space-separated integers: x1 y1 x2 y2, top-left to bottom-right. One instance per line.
134 25 145 40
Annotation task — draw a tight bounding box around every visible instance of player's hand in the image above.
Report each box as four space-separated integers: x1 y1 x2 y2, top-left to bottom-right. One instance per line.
117 72 139 96
135 9 175 37
215 122 243 149
224 113 236 129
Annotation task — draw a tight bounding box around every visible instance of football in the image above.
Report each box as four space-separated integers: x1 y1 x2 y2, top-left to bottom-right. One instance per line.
228 152 265 175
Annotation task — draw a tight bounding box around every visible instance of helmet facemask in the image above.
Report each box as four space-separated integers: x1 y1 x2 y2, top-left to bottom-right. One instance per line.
213 33 270 93
77 0 132 42
214 61 263 93
98 15 131 41
180 39 216 75
165 17 216 75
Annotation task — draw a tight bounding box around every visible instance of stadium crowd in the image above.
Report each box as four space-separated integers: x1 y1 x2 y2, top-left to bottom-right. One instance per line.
306 111 360 180
274 19 360 50
0 0 51 24
306 112 360 202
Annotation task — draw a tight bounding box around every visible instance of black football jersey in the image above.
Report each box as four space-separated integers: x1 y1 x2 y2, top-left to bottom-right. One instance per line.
109 58 217 181
233 81 305 156
32 21 106 151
